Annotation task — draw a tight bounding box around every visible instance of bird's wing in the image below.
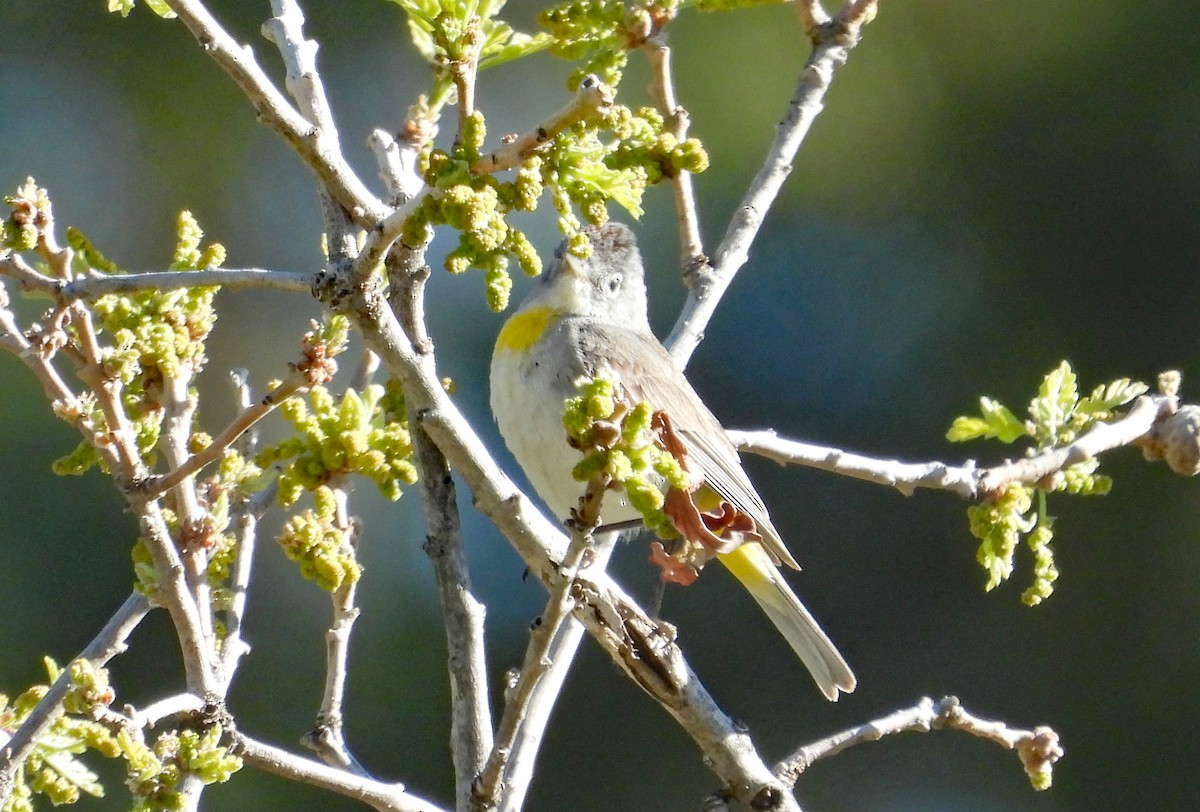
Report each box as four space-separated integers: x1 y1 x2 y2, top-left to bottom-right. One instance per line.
573 321 801 570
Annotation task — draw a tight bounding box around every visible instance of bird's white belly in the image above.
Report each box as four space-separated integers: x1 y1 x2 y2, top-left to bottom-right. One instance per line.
490 346 639 527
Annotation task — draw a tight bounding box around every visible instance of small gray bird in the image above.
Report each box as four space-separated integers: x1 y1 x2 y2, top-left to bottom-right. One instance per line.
490 222 855 700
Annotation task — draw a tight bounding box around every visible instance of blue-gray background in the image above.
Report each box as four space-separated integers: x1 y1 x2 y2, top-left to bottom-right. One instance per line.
3 1 1198 809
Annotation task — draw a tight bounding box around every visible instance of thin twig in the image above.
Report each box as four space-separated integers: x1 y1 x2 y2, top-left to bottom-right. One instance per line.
163 0 388 225
235 733 451 812
777 695 1063 790
0 592 150 799
470 75 613 174
302 487 367 773
728 393 1179 499
219 369 273 683
644 35 703 266
73 268 311 297
2 253 307 298
159 366 216 645
449 19 482 143
666 2 878 365
476 474 609 809
493 533 618 812
137 370 308 500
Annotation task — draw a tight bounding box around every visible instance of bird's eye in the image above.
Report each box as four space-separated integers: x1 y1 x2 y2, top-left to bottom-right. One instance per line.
604 274 623 294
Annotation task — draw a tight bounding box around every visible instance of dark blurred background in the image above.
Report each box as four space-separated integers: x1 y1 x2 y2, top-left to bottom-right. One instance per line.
3 1 1199 810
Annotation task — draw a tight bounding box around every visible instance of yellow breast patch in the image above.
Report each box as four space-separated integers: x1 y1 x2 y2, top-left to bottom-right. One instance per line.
495 305 556 353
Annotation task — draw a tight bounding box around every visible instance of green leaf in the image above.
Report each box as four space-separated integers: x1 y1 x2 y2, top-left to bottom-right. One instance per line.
946 396 1026 443
1077 378 1149 415
1029 360 1078 443
40 751 105 799
143 0 176 17
479 30 553 69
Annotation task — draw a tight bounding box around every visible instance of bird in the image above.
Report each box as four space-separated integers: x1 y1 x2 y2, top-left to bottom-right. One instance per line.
489 221 855 700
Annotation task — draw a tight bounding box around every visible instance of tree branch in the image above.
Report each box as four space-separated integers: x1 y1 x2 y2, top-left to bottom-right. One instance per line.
475 475 609 810
235 733 451 812
412 420 494 810
666 1 878 364
728 392 1181 499
470 75 613 174
777 695 1063 791
644 35 703 266
219 369 273 683
163 0 388 225
491 534 618 812
0 592 150 801
302 488 367 774
137 369 309 500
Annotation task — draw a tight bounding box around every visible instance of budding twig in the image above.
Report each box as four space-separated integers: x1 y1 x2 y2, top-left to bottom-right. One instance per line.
728 392 1182 500
644 35 704 266
777 695 1063 791
470 75 614 174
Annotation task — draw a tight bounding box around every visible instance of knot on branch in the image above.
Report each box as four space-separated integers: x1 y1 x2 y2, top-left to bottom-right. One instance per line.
1140 404 1200 475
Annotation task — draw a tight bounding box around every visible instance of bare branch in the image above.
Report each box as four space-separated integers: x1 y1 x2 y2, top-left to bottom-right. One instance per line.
369 129 416 202
476 475 609 810
299 486 367 773
219 368 270 681
777 695 1063 791
667 3 877 364
728 429 980 498
262 0 339 137
159 362 216 646
492 534 618 812
163 0 388 225
387 232 492 806
235 733 451 812
412 421 494 809
129 693 208 729
138 370 309 500
730 393 1181 499
0 592 150 799
73 268 311 298
4 250 313 299
470 75 613 174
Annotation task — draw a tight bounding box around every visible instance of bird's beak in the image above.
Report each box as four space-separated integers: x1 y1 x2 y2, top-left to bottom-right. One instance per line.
558 253 585 281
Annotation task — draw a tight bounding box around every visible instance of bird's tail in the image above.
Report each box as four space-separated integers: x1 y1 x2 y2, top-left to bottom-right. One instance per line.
718 542 856 701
